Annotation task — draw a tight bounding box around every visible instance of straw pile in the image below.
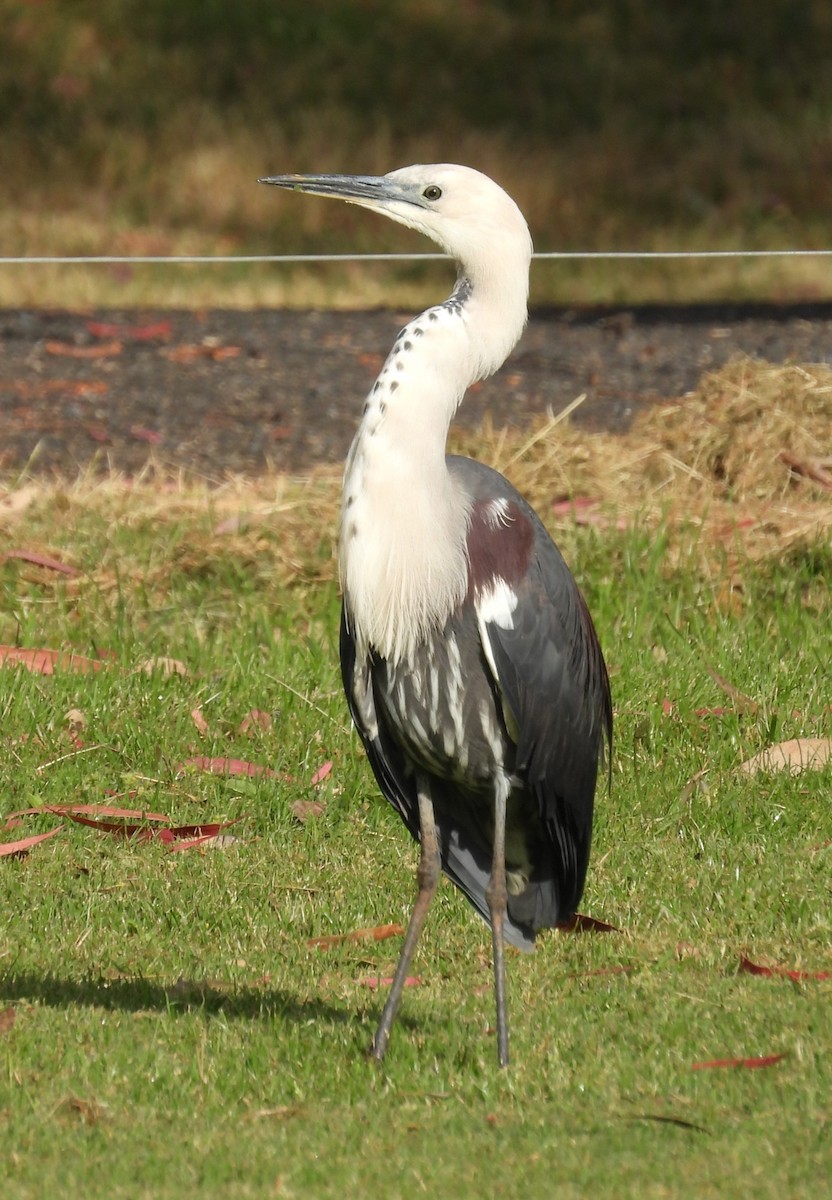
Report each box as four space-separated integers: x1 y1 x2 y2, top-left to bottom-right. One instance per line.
455 357 832 567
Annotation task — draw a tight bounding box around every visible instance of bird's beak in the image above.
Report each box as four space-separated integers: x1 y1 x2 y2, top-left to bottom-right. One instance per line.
258 172 423 214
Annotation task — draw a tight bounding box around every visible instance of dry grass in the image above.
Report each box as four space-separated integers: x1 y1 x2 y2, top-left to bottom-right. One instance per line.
458 358 832 567
2 359 830 588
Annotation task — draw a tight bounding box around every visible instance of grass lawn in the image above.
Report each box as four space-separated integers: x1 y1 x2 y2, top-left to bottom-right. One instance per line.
1 390 830 1196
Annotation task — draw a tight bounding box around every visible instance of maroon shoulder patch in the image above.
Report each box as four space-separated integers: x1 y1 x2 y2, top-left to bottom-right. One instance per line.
465 499 534 597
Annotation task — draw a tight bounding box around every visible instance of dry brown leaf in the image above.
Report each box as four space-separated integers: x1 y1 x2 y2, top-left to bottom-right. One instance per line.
0 484 40 522
191 707 210 735
359 975 421 991
779 452 832 491
129 426 164 445
64 709 87 736
59 1096 108 1124
238 709 272 735
740 738 832 776
164 343 241 363
291 799 326 824
250 1105 301 1122
140 656 188 677
0 647 104 675
0 1006 17 1034
705 666 759 714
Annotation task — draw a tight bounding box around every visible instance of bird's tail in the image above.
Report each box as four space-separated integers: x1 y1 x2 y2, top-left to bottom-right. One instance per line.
437 818 541 951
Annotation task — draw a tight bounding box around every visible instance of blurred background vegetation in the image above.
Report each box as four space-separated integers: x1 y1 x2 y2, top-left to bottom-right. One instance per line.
2 0 831 306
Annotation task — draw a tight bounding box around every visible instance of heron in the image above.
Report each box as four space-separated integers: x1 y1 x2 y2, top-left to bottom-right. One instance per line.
259 164 612 1067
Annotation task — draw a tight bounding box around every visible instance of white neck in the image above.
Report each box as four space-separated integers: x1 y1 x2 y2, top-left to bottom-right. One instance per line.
340 268 528 663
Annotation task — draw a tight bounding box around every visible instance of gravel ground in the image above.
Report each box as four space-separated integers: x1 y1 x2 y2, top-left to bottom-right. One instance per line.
2 303 831 478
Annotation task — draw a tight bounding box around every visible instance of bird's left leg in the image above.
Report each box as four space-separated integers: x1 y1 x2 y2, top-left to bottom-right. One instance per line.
486 773 510 1067
370 772 440 1062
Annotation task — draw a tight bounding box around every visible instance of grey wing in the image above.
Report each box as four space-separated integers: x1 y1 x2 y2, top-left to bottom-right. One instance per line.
479 530 612 919
340 605 537 950
339 606 421 843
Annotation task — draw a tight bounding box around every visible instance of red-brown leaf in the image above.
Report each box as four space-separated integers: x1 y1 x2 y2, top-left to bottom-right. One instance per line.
2 805 232 854
739 954 832 982
44 803 170 822
85 423 111 443
87 320 172 341
2 550 82 576
178 756 276 778
158 821 238 851
310 760 333 786
129 426 164 445
692 1054 787 1071
50 812 156 839
308 923 405 950
0 827 62 857
0 1006 16 1034
45 339 122 359
558 913 622 933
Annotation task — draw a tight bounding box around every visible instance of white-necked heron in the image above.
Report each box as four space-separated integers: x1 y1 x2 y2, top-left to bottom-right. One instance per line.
260 164 612 1067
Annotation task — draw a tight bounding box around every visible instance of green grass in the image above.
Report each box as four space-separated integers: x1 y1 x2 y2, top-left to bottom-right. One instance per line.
0 478 829 1197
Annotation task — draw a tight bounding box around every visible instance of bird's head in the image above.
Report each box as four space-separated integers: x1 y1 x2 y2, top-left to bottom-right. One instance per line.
259 163 533 287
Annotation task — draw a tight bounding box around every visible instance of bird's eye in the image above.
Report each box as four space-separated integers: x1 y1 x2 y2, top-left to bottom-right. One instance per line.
422 185 442 201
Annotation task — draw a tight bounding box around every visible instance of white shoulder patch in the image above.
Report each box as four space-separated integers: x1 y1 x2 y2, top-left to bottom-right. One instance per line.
475 591 522 745
475 578 518 630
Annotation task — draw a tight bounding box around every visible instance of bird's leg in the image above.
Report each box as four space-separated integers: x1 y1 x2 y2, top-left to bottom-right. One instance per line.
486 775 510 1067
370 773 440 1062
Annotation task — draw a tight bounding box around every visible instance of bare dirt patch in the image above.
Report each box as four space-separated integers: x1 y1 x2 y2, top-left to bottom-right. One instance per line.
2 303 832 479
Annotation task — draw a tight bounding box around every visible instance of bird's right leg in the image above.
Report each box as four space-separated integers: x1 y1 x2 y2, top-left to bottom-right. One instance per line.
486 773 510 1067
370 773 440 1062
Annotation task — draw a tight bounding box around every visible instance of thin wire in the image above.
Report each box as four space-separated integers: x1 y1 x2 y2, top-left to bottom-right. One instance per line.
0 249 831 266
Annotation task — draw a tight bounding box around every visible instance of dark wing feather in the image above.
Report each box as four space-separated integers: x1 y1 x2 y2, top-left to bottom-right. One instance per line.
482 529 612 918
447 454 612 922
339 608 421 842
340 606 537 950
